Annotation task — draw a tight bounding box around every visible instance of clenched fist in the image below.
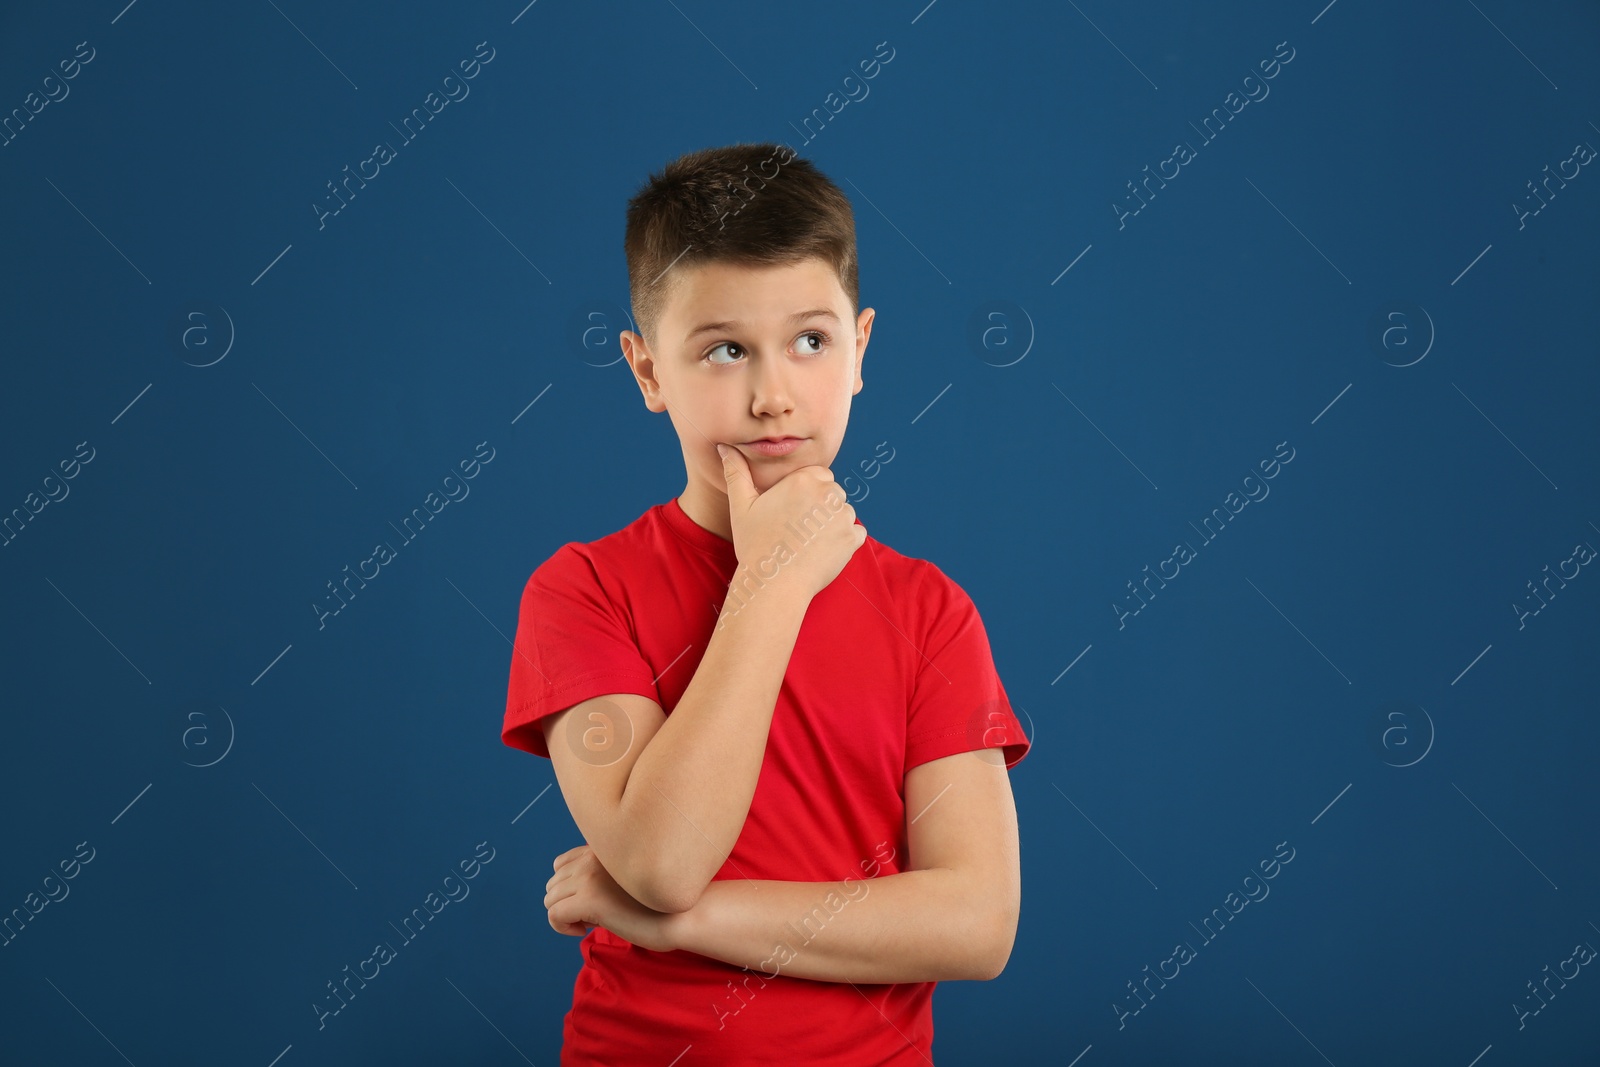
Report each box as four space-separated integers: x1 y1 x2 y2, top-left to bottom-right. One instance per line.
717 442 867 601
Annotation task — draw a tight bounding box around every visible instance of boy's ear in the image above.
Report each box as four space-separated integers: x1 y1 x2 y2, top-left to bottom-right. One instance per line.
852 307 874 396
619 330 669 413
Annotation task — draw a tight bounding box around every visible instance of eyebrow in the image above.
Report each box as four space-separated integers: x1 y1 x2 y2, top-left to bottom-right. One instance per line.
683 308 840 344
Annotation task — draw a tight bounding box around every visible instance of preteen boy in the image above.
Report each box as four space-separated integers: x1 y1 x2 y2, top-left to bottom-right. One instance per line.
503 142 1029 1065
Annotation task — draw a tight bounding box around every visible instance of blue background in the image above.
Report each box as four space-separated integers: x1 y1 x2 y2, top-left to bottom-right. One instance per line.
2 1 1598 1063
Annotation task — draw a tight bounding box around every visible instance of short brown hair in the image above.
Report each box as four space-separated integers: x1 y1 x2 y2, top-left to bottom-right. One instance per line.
623 142 859 348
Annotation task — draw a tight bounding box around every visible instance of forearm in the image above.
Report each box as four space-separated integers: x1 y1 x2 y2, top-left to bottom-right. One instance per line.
662 869 1001 984
618 569 812 911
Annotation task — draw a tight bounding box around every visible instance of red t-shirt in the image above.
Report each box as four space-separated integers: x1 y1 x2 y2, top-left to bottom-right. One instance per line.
502 496 1029 1065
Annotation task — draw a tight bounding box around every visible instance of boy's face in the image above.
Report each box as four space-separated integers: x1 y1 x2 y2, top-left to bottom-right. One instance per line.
621 257 873 535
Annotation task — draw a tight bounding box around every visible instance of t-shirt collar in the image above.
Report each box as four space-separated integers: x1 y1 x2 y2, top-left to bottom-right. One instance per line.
661 495 738 564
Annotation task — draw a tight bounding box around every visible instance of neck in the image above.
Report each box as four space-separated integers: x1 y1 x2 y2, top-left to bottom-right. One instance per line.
677 481 733 543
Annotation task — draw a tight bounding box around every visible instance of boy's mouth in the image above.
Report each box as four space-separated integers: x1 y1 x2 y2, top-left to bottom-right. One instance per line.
742 437 807 457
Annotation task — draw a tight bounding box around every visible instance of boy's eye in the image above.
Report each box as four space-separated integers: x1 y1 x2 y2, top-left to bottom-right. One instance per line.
705 342 744 365
703 331 831 365
796 330 829 354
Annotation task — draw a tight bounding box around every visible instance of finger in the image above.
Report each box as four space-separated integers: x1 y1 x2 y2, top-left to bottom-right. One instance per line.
552 845 588 870
716 443 757 508
548 897 595 935
548 913 590 937
545 873 575 905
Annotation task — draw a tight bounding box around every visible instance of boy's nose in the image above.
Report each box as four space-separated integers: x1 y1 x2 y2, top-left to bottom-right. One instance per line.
750 362 794 415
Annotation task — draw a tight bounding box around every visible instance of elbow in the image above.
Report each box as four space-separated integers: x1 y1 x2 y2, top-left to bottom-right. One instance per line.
628 855 708 915
608 792 715 914
618 864 698 915
972 932 1015 981
595 849 689 915
968 904 1019 982
641 880 700 915
598 824 706 915
641 840 728 914
969 935 1014 982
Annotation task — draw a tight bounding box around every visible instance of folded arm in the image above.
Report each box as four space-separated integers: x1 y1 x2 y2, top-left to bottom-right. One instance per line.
662 748 1021 984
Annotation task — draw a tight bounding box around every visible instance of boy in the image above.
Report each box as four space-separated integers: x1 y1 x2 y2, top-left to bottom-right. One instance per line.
502 142 1029 1065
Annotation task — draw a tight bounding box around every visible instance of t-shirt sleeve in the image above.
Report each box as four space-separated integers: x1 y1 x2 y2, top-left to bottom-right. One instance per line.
501 543 661 760
904 560 1031 773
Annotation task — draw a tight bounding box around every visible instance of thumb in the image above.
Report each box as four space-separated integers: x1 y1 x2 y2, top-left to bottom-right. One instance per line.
716 443 756 508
